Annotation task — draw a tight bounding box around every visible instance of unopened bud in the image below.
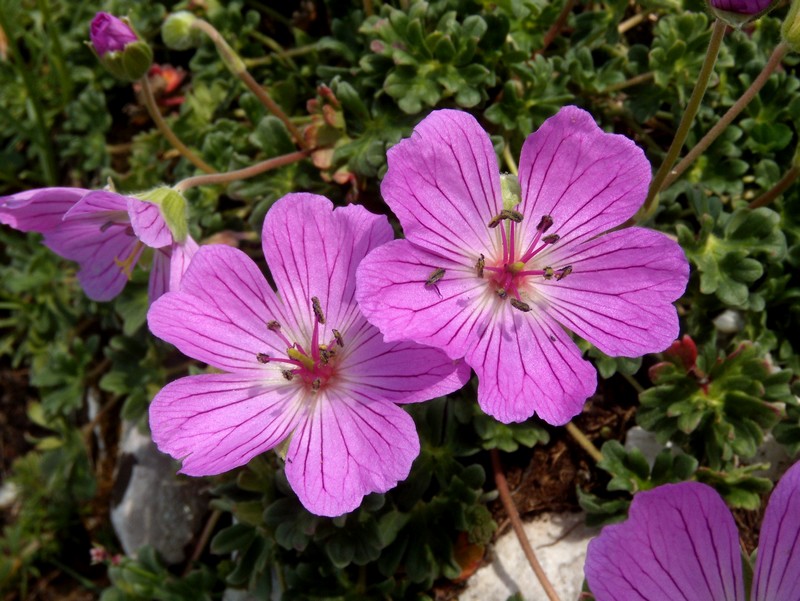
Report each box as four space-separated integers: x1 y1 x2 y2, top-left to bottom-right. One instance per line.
707 0 778 28
89 13 152 81
783 0 800 52
162 11 204 51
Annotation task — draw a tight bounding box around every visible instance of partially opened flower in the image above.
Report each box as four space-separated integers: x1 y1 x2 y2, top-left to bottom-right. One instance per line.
707 0 775 15
584 460 800 601
90 12 138 55
147 193 470 517
89 12 152 81
356 107 689 424
0 187 196 302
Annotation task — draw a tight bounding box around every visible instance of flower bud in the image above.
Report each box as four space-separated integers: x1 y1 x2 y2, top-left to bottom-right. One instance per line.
162 11 204 51
783 0 800 53
707 0 778 27
89 13 152 81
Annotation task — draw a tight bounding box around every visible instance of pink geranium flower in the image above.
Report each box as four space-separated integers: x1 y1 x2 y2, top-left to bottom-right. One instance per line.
146 193 470 517
0 187 197 302
584 460 800 601
356 107 689 424
90 12 139 56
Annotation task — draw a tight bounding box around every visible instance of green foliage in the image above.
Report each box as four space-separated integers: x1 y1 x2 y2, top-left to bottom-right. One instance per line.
578 441 698 526
638 340 792 470
677 204 786 309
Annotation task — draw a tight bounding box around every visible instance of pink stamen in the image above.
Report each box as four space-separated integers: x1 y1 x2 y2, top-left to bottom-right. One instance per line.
509 221 516 262
311 316 321 361
500 222 509 264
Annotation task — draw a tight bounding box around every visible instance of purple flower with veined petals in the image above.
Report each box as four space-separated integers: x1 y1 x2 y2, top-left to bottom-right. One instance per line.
356 107 689 425
146 193 470 517
90 12 138 56
0 187 196 302
584 460 800 601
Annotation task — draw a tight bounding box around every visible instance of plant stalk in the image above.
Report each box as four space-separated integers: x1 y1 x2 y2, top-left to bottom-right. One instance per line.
565 422 604 462
139 76 216 174
174 149 310 191
748 165 800 209
190 19 308 150
640 18 727 218
663 42 789 189
490 449 562 601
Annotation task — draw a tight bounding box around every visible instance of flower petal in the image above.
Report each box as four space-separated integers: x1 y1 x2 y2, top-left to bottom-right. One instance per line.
148 236 199 302
356 239 488 359
64 189 129 217
339 316 470 404
147 244 292 374
149 373 304 476
128 198 172 248
469 305 596 424
380 109 502 262
285 390 419 516
533 227 689 356
74 230 142 301
584 482 745 601
0 187 88 232
356 239 596 424
262 193 393 342
752 460 800 601
518 106 650 249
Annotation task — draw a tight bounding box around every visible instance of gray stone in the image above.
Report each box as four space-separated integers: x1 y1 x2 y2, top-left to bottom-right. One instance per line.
460 512 597 601
110 423 208 564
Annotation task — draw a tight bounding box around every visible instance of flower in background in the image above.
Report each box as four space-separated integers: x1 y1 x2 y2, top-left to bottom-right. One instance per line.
707 0 774 15
0 187 195 302
90 12 138 55
89 12 152 81
584 460 800 601
356 107 689 425
147 193 470 517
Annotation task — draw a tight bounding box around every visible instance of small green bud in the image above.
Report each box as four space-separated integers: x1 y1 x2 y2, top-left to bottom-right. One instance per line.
162 11 203 51
783 0 800 52
134 187 189 242
89 13 152 81
500 173 522 210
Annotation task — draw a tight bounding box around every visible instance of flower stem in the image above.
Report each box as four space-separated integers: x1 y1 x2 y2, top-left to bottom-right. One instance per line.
565 422 604 463
182 509 222 576
490 449 562 601
174 149 310 192
139 76 216 174
535 0 577 55
640 18 727 218
663 42 789 189
190 19 309 150
748 164 800 209
605 71 655 94
618 11 654 35
503 143 519 175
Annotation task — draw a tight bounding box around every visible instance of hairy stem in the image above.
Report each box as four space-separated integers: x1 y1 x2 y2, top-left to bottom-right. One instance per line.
640 18 727 218
565 422 604 463
663 42 789 189
748 165 800 209
174 149 310 191
139 76 216 174
190 19 308 150
536 0 577 55
490 449 562 601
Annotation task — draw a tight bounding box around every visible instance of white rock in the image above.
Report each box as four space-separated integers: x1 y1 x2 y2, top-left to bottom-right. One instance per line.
110 423 208 564
460 512 597 601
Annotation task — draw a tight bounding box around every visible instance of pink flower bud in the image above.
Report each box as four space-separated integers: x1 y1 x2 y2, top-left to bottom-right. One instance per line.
90 12 137 56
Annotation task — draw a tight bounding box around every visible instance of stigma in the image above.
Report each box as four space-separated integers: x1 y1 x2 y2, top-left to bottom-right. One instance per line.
479 211 574 309
256 296 344 393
